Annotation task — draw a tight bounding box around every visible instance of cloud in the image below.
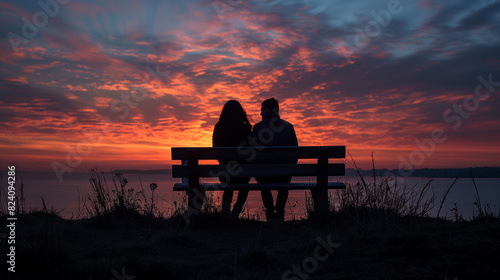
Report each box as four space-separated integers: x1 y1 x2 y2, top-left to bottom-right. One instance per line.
1 0 499 170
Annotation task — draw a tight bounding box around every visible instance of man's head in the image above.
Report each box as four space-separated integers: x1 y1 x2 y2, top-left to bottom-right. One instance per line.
261 97 279 119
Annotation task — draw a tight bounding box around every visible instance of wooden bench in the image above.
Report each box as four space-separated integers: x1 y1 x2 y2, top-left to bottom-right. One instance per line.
171 146 346 220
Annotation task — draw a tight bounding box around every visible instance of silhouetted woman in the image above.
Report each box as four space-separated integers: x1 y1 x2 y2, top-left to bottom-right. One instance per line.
213 100 251 216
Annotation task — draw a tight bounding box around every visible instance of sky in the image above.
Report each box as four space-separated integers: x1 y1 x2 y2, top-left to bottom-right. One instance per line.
0 0 499 176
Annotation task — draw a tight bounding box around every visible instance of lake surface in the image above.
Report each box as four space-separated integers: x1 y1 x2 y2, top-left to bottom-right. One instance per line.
2 171 499 221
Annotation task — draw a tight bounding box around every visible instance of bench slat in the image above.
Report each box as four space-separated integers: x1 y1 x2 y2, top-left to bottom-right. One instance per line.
171 146 345 161
172 163 345 178
173 182 346 191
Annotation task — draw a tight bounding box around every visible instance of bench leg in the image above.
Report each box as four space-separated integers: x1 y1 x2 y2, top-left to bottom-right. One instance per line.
187 187 204 213
312 188 329 221
315 150 330 221
185 149 203 222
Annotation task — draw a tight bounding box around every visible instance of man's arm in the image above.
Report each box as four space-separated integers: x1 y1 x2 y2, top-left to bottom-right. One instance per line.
289 124 298 147
288 124 298 164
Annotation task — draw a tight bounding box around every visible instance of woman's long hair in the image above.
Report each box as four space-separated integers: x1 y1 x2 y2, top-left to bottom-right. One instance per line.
219 100 251 125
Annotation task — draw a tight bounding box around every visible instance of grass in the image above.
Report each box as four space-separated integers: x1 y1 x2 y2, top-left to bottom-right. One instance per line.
81 168 161 218
1 209 499 279
1 163 499 279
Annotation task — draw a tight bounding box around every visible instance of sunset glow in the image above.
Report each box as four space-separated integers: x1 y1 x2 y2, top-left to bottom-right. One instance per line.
1 0 499 174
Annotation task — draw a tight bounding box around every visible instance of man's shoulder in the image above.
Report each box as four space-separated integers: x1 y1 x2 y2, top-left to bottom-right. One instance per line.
279 119 294 127
276 118 295 132
254 117 295 129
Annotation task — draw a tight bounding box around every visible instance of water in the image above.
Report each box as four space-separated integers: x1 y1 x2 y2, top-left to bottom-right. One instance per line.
2 171 499 221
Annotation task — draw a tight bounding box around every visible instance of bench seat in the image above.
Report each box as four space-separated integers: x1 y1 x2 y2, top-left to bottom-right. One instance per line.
173 182 346 191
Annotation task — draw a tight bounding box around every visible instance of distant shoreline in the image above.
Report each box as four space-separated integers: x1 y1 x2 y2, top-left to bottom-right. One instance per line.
111 167 500 178
12 166 500 178
357 166 500 178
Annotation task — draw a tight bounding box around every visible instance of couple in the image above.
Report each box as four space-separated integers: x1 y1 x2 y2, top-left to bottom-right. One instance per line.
212 98 298 221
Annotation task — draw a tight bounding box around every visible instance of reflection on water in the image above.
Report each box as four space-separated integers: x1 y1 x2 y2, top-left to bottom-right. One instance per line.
4 172 500 221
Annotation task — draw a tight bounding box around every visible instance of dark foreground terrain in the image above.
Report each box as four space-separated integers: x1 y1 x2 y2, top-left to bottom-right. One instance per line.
1 209 499 280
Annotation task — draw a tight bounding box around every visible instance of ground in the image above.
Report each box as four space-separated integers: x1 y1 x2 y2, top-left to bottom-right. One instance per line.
1 210 499 280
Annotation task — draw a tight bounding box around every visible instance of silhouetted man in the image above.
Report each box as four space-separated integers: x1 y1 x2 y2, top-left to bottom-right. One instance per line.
252 98 298 221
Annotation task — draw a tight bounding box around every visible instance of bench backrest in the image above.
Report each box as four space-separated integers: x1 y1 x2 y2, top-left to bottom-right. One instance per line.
171 146 346 179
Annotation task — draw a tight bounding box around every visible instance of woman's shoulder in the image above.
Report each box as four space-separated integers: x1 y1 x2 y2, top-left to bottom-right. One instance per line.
213 121 223 132
215 121 251 132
